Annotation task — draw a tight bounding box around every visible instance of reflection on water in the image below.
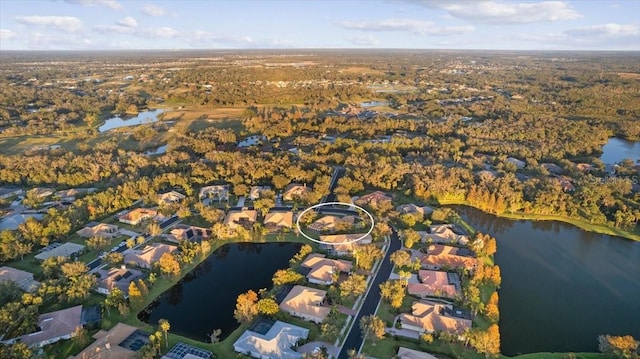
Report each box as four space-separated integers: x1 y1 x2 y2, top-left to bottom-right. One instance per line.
451 205 640 355
600 137 640 164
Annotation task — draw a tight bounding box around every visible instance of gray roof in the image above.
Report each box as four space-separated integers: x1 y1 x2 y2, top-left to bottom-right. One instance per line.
233 321 309 359
35 242 85 260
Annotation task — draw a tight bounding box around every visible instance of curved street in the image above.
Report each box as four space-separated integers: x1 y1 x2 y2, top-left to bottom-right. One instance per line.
337 227 401 359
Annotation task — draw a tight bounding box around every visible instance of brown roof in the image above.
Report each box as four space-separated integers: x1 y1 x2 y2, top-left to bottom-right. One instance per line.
18 305 83 346
264 211 293 228
397 347 439 359
283 183 310 200
407 270 458 298
355 191 392 206
279 285 330 322
420 244 478 270
118 208 158 224
300 254 352 283
318 233 372 253
400 300 471 335
224 209 258 228
97 266 144 295
124 243 177 268
0 266 39 292
76 222 119 238
71 322 139 359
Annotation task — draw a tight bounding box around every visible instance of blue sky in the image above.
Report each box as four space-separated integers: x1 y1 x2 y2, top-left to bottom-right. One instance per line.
1 0 639 50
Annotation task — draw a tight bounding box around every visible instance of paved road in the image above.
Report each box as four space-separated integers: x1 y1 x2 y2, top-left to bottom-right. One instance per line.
321 167 345 204
337 228 401 359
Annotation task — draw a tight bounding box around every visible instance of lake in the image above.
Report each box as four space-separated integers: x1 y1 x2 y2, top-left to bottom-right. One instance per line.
138 242 302 342
98 109 164 133
360 100 389 108
600 137 640 165
450 205 640 356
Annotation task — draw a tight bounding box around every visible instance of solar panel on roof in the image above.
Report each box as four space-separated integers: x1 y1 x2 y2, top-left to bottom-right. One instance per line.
122 271 132 278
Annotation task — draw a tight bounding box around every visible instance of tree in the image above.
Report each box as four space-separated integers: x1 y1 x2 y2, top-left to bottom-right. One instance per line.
72 326 90 347
157 252 181 277
147 221 162 237
598 334 639 359
390 250 411 268
0 343 32 359
126 237 136 249
485 292 499 323
379 280 406 309
209 328 222 344
291 244 313 264
339 273 367 300
347 349 366 359
128 281 143 307
104 287 126 315
254 197 275 217
104 251 123 266
470 324 501 358
272 269 304 286
257 298 279 316
87 236 109 251
403 229 420 249
234 290 259 324
359 315 385 345
353 244 383 271
159 319 170 348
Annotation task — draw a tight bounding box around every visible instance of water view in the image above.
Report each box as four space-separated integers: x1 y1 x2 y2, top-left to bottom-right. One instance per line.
98 109 164 133
451 205 640 356
360 100 389 108
138 242 302 342
600 137 640 165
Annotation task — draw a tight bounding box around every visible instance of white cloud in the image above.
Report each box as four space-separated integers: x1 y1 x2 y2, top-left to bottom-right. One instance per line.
117 16 138 28
65 0 121 10
138 27 179 38
16 16 84 32
349 35 380 46
141 4 167 17
190 30 254 45
0 29 17 40
566 23 639 37
408 0 581 23
23 32 92 49
94 24 135 34
338 18 475 36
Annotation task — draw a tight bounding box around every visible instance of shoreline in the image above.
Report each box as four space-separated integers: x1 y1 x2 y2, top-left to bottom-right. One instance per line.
438 199 640 242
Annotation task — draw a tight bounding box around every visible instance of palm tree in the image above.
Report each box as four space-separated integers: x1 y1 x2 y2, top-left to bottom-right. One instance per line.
158 319 170 348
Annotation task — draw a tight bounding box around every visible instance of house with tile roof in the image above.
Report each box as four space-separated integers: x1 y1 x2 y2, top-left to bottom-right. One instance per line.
279 285 330 323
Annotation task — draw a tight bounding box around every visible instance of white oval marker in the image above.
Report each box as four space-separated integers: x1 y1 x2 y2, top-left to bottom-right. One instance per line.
295 201 375 246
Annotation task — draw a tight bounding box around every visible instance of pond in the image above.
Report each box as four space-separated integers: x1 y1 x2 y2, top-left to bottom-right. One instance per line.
450 205 640 356
144 144 167 156
600 137 640 165
98 109 164 133
360 100 389 108
138 242 302 342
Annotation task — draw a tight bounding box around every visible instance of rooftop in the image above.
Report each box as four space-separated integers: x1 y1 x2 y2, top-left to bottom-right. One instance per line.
233 320 308 359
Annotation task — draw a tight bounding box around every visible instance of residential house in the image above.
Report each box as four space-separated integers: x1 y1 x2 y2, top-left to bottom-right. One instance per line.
76 222 119 238
299 253 352 285
35 242 85 261
71 322 148 359
541 163 564 174
124 243 177 269
420 244 478 271
396 347 439 359
282 183 310 201
576 163 593 172
279 285 330 323
264 211 294 231
249 186 272 200
224 209 258 229
96 266 143 296
54 188 95 202
28 187 55 199
0 266 40 292
0 213 44 231
407 270 460 299
0 186 23 199
233 320 308 359
169 224 211 242
318 233 372 256
162 342 213 359
419 224 469 245
556 176 576 192
199 185 230 203
399 300 471 337
118 208 158 226
354 191 393 207
308 215 355 233
8 305 83 347
396 203 434 218
157 191 186 206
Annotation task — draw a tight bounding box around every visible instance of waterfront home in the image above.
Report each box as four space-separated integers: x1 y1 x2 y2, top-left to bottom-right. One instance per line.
399 300 471 337
418 224 469 245
0 266 40 292
299 253 352 285
282 183 310 201
420 244 478 271
318 233 373 256
396 203 434 217
224 209 258 229
279 285 330 323
124 243 177 269
308 214 355 233
71 323 149 359
35 242 85 261
96 266 143 296
169 224 210 242
264 210 294 230
76 221 119 238
118 208 159 226
407 270 460 299
233 320 308 359
5 305 83 347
